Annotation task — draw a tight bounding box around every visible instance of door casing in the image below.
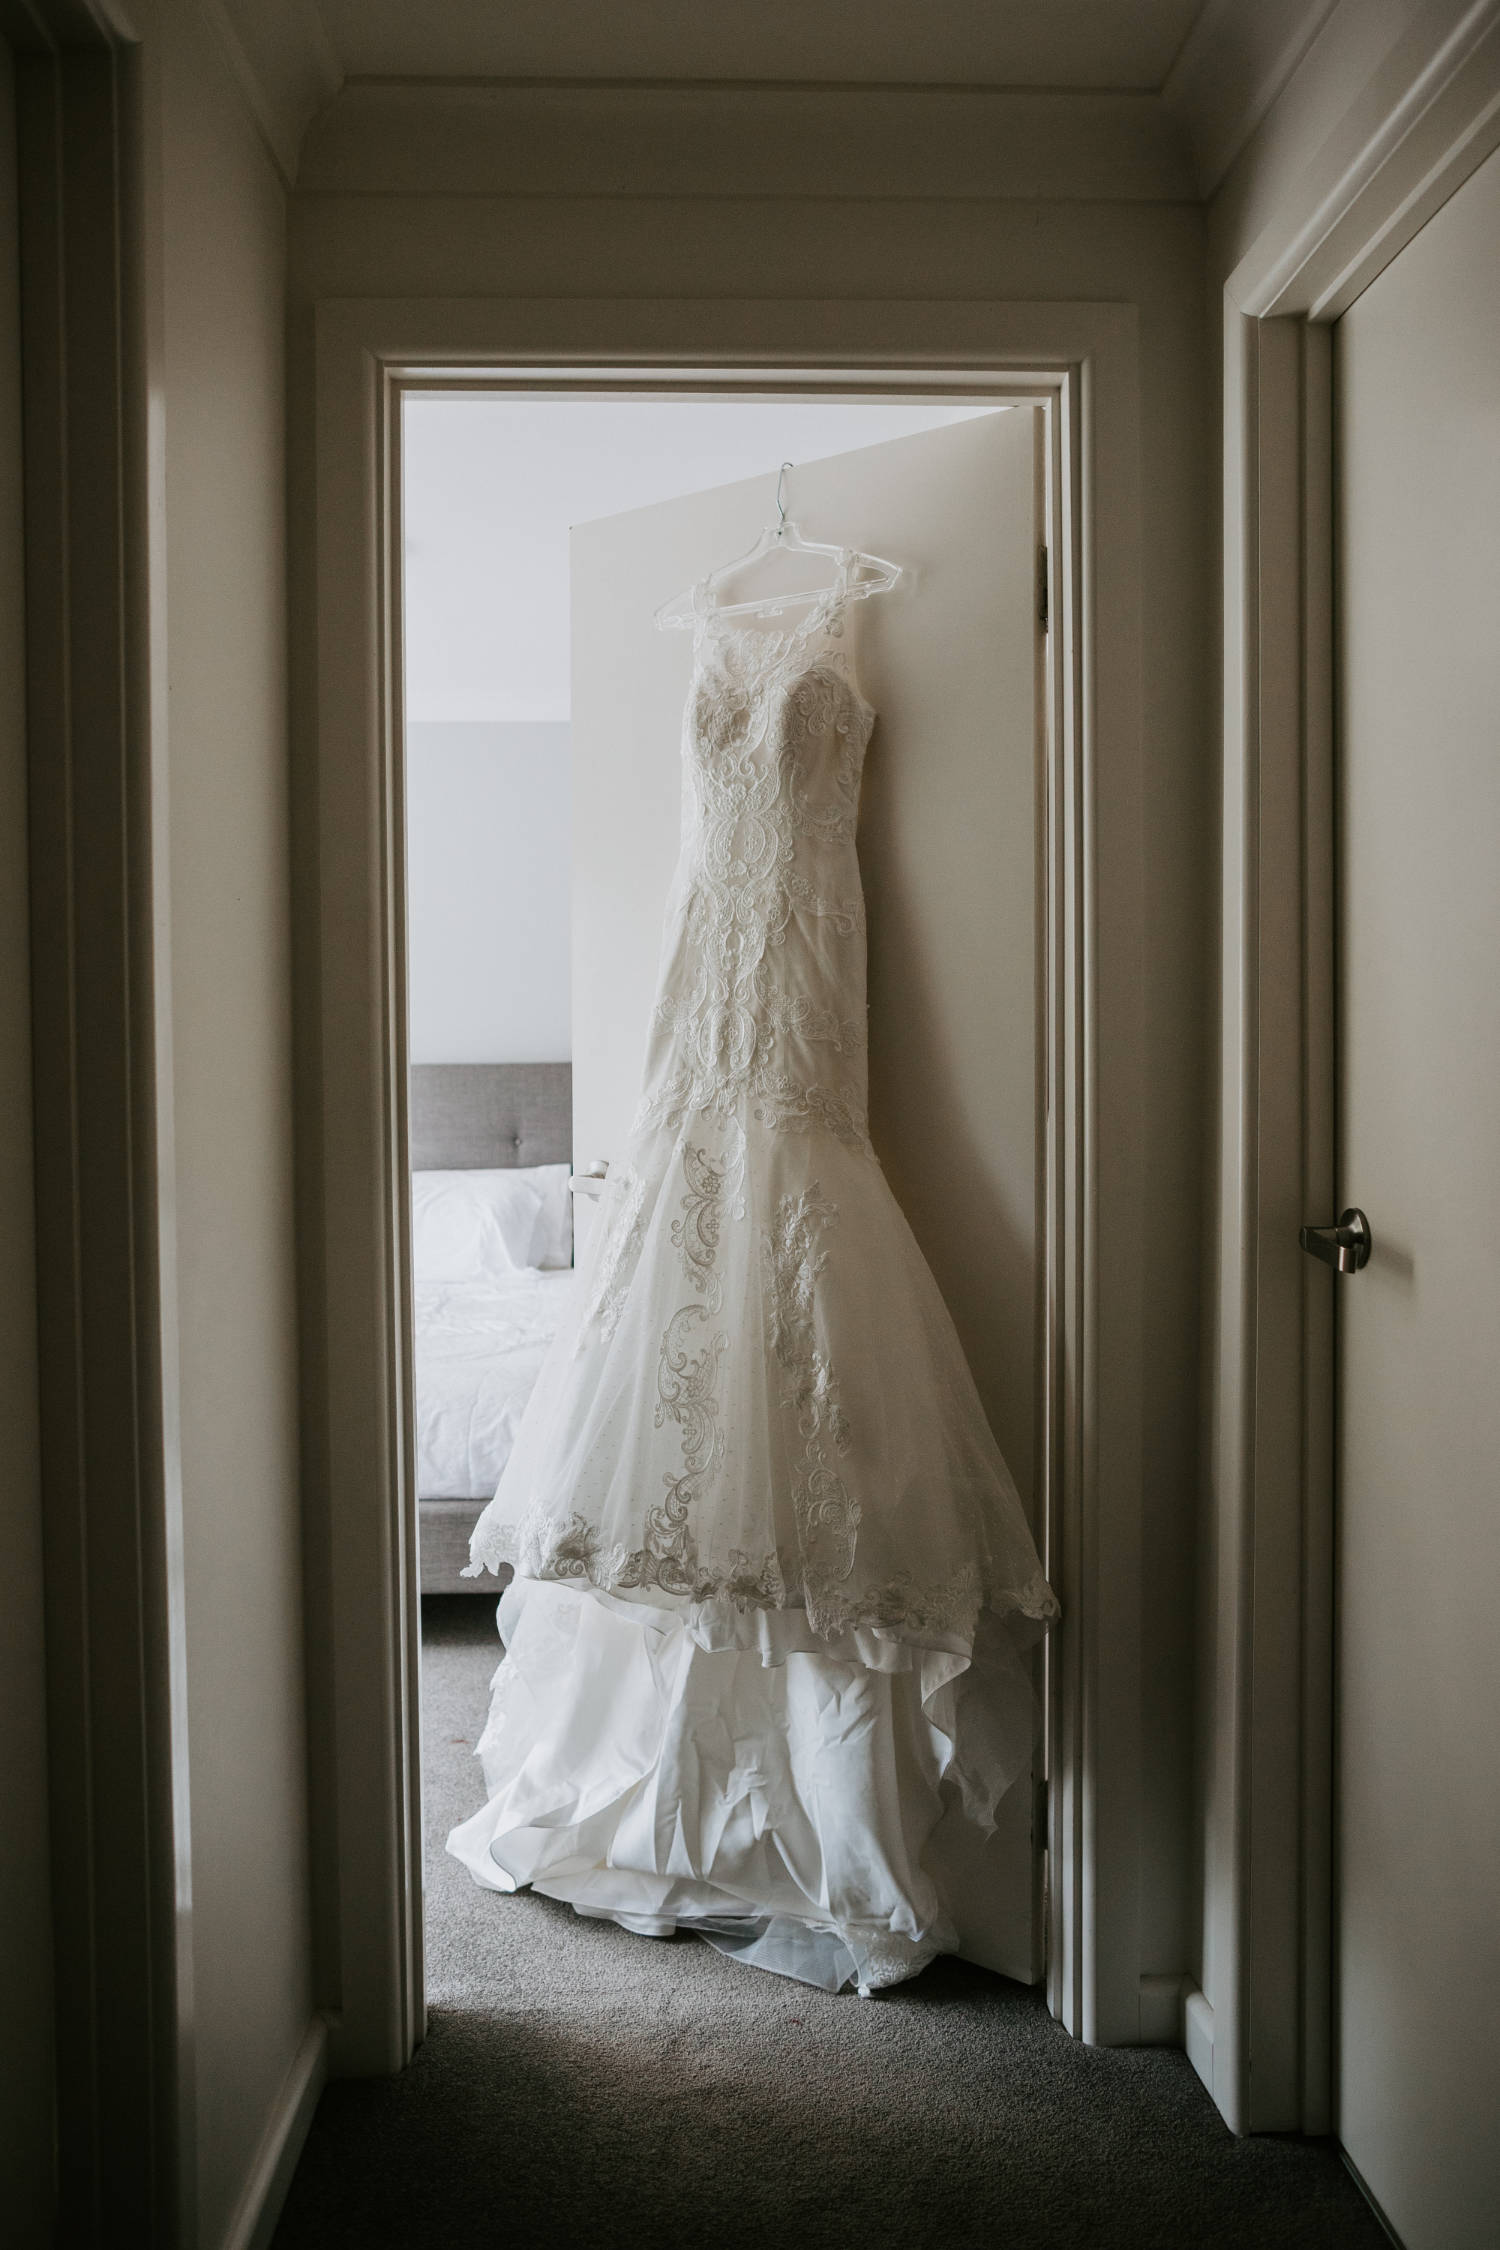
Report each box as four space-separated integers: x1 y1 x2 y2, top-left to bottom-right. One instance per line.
296 302 1148 2073
9 14 197 2243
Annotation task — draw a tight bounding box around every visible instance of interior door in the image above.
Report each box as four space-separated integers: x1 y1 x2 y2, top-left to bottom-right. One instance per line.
1332 147 1500 2247
570 409 1047 1979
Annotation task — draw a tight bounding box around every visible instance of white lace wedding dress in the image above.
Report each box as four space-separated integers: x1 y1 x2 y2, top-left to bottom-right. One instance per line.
448 554 1059 1992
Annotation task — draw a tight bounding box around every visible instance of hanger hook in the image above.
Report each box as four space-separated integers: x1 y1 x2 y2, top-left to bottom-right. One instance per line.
776 461 793 532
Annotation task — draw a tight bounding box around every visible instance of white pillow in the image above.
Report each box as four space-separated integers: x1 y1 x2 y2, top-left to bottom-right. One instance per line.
524 1162 574 1270
411 1170 545 1285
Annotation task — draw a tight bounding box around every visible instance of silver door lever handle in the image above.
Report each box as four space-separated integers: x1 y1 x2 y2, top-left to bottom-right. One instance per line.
1299 1207 1372 1273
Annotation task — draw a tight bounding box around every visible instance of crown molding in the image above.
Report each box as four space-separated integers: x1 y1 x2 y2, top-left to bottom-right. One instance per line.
196 0 340 186
1229 0 1500 315
296 79 1197 203
1163 0 1342 197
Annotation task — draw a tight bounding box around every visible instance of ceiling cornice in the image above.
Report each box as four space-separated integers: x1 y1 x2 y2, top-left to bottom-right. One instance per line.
197 0 1455 218
1162 0 1342 197
196 0 341 186
1224 0 1500 314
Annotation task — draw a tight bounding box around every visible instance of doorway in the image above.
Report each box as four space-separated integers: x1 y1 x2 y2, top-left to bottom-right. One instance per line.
397 387 1060 2010
301 304 1141 2072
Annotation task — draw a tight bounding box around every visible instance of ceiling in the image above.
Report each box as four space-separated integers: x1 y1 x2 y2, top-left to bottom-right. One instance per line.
313 0 1209 91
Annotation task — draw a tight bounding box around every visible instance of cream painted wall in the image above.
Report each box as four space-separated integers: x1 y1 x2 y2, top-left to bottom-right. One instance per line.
291 161 1210 1987
151 0 312 2237
0 42 56 2249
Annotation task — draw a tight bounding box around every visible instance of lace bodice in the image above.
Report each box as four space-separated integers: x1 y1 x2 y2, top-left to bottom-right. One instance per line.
634 557 876 1147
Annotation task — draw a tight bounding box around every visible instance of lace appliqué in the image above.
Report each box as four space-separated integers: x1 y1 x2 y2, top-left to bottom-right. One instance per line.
493 1375 740 1607
782 675 864 847
763 1187 860 1592
756 982 863 1055
529 1137 737 1601
1012 1567 1062 1625
809 1562 985 1643
626 1302 724 1588
845 1927 947 1996
750 1078 871 1146
671 1131 742 1312
490 1509 988 1646
783 869 865 937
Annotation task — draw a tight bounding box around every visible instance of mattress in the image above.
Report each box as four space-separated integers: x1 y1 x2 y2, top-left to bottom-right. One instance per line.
414 1268 574 1501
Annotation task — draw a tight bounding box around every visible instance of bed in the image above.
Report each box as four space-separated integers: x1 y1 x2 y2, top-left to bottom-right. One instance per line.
411 1062 574 1593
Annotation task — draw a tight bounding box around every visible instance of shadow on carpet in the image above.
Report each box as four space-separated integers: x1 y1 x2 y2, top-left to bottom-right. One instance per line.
272 1598 1384 2250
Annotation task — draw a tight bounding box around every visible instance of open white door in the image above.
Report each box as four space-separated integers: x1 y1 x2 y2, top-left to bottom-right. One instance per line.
571 410 1046 1978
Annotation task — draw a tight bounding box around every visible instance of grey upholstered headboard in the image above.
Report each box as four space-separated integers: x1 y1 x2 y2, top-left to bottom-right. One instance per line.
409 1062 572 1172
410 1062 573 1596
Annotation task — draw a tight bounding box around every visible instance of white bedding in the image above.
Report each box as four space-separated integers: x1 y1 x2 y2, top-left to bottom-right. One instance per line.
414 1268 574 1500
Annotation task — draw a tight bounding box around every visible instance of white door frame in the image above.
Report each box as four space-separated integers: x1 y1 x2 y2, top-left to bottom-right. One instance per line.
297 296 1150 2074
1194 0 1500 2137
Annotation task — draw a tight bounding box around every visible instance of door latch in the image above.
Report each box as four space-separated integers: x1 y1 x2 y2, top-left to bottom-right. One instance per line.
1299 1207 1372 1273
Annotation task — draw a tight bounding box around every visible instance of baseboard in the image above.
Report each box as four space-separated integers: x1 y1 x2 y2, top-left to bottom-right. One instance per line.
1138 1973 1187 2045
1340 2149 1409 2250
219 2012 330 2250
1183 1987 1214 2095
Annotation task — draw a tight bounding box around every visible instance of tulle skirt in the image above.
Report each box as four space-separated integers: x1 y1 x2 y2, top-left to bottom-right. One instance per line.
446 1574 1043 1992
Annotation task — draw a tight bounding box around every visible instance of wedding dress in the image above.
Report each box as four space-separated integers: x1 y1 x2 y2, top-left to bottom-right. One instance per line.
448 551 1059 1992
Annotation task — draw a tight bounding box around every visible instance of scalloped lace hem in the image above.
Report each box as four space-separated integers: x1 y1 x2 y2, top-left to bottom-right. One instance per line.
463 1520 1059 1649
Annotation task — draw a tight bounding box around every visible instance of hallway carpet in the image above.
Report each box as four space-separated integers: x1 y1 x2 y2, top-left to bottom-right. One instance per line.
274 1598 1385 2250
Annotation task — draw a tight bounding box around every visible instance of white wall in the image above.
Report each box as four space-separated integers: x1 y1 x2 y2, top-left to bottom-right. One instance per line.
406 720 572 1063
0 39 56 2247
152 0 313 2237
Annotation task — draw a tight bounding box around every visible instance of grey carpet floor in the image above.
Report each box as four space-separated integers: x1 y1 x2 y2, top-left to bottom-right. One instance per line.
273 1597 1386 2250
